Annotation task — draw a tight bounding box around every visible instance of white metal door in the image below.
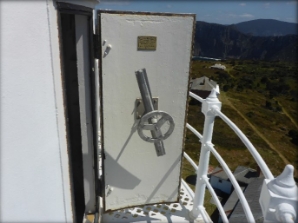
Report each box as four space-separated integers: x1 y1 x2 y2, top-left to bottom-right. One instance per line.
99 11 195 211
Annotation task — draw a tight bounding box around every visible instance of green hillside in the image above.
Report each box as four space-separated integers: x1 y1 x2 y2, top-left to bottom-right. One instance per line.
182 59 298 211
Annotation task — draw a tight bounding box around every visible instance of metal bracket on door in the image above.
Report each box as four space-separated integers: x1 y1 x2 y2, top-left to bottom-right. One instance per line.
135 97 158 120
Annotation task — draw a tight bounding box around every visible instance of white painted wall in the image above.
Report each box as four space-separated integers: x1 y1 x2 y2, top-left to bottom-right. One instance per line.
0 1 74 222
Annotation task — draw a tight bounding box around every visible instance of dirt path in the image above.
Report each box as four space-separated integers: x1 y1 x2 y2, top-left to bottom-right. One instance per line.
277 100 298 129
220 93 291 166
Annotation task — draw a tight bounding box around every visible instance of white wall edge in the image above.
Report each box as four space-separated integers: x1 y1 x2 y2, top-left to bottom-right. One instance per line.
47 0 74 221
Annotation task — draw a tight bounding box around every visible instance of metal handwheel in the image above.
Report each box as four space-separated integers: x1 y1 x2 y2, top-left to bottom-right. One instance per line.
138 110 175 143
136 68 176 156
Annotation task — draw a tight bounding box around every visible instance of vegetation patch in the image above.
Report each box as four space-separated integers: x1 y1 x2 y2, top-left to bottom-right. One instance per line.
182 59 298 215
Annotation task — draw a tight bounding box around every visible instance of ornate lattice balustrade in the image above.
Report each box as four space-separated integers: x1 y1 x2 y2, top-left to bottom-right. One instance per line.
185 90 297 223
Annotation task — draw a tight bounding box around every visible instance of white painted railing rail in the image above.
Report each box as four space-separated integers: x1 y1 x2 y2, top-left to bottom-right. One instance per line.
211 107 274 180
189 91 205 103
185 89 297 223
182 179 213 223
189 90 274 180
206 143 255 222
185 126 255 223
186 123 203 140
183 151 198 171
183 150 229 223
202 175 229 223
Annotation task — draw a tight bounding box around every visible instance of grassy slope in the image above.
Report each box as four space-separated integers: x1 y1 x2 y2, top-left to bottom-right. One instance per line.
182 59 298 214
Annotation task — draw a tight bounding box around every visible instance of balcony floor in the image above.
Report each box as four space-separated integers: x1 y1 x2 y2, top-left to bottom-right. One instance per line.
101 180 195 223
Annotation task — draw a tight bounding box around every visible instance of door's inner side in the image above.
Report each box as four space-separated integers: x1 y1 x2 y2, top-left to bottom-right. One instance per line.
98 11 195 211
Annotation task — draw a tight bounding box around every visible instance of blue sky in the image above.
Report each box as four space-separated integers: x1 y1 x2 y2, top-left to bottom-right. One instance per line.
96 1 298 24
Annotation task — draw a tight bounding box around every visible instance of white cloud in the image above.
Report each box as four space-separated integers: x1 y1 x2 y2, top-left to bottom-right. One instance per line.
228 13 237 18
239 13 254 18
226 12 254 19
286 1 298 5
263 2 270 9
239 3 246 6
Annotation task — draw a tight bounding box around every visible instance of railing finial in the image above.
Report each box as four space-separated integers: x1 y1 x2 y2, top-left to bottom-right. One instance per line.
208 88 218 99
275 164 296 187
202 88 222 116
260 164 298 223
267 164 297 198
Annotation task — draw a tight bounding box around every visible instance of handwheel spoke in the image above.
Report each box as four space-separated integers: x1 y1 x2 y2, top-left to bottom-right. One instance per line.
138 110 175 143
156 118 167 129
142 124 155 130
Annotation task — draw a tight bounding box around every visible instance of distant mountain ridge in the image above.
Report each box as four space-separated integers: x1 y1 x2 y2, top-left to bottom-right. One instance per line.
194 21 298 62
233 19 298 36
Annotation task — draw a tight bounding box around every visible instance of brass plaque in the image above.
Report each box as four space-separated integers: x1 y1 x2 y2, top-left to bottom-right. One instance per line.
137 36 157 50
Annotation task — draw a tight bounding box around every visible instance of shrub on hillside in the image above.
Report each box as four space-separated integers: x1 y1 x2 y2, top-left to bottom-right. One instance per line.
223 85 230 92
265 100 272 110
288 130 298 145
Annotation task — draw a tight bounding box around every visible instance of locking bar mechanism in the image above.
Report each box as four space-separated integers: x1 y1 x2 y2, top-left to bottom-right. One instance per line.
135 68 175 156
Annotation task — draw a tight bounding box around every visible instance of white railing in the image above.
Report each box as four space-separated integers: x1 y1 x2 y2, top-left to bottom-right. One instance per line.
185 90 297 223
213 109 274 180
202 175 229 223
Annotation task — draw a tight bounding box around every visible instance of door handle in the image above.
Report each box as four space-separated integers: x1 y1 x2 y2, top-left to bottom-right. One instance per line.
135 68 175 156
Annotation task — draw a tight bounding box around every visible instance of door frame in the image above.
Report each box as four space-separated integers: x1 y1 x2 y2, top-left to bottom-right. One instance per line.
57 2 99 220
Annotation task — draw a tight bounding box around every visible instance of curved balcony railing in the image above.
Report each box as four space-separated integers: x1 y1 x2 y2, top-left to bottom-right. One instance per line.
184 90 297 223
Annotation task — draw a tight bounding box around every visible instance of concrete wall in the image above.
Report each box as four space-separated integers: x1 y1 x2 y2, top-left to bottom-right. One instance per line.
0 1 73 221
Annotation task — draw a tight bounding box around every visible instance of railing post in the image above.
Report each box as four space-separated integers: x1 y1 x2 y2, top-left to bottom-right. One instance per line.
260 164 298 223
190 89 221 222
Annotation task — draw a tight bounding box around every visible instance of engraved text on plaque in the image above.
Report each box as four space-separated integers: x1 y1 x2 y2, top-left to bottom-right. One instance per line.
137 36 157 50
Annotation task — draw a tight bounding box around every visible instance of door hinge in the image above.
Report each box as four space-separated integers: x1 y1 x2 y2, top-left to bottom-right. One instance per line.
93 34 100 59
